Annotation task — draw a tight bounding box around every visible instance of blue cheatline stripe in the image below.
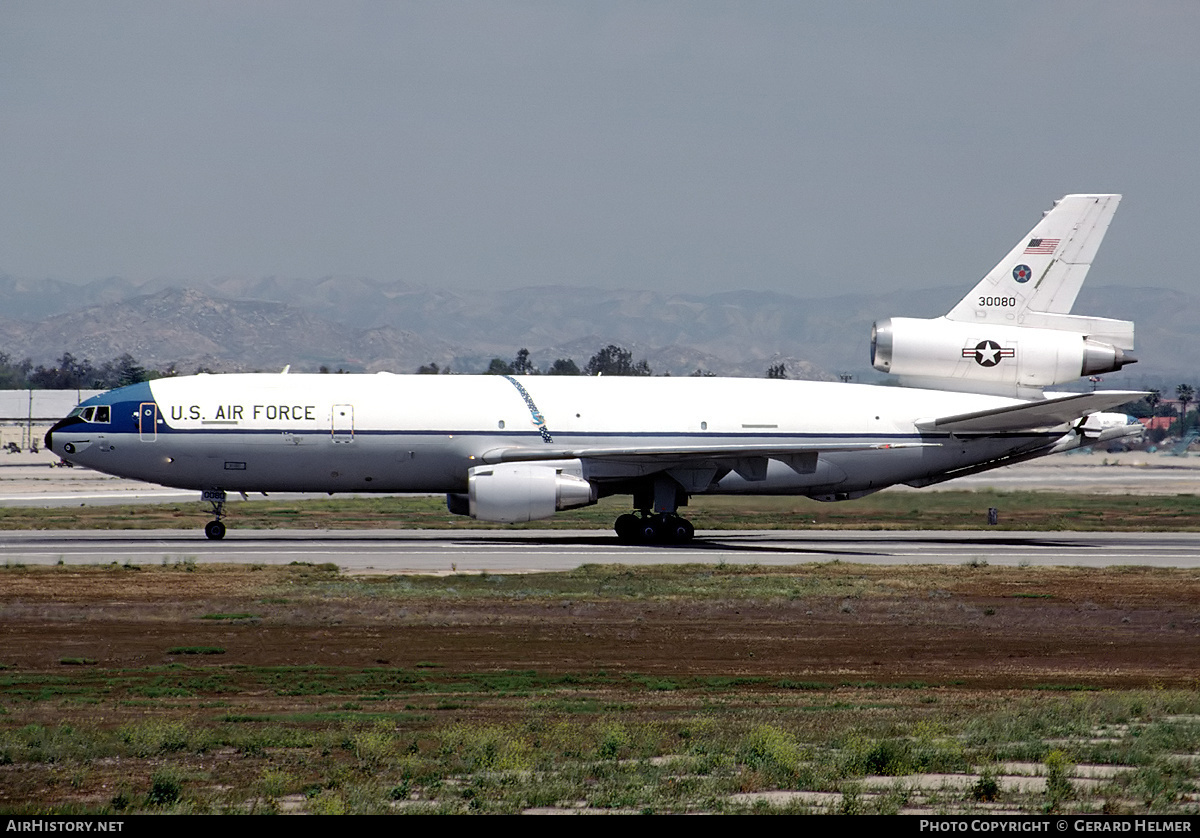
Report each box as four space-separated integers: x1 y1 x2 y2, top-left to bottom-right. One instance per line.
101 414 1062 442
501 375 554 443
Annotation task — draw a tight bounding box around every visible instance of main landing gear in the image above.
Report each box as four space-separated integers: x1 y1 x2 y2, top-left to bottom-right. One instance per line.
202 489 227 540
614 511 695 544
614 475 696 543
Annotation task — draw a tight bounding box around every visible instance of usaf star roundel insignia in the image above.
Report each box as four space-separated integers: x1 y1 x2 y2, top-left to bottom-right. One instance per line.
1012 264 1032 283
961 340 1015 367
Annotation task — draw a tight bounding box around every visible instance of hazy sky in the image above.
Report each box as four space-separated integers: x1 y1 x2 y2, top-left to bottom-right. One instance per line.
2 1 1197 296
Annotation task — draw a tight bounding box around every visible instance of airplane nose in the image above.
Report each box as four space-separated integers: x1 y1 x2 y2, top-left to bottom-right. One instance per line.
45 416 79 454
45 420 62 452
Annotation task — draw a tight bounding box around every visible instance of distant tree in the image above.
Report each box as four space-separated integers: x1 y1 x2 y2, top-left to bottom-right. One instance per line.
486 358 514 375
689 368 715 377
583 345 651 376
112 353 150 387
0 352 32 389
28 353 95 389
93 360 117 388
1118 398 1151 420
1176 384 1194 430
512 348 535 375
766 362 787 379
547 358 580 376
20 353 170 387
1145 389 1161 416
416 362 440 375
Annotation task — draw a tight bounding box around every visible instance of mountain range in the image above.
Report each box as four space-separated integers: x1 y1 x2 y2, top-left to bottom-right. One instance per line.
0 273 1190 389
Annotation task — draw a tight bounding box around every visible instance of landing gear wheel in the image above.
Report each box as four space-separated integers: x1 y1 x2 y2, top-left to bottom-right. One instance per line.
668 517 695 543
639 517 661 542
614 513 640 542
204 520 226 540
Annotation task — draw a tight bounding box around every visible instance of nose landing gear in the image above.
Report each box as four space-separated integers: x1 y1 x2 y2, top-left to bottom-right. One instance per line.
202 489 227 540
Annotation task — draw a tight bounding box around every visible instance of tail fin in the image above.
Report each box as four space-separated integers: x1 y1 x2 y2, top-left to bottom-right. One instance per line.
873 193 1135 398
945 194 1125 343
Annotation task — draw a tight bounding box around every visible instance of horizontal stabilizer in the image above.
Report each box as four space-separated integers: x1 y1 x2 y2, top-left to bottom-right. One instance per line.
1016 311 1135 350
916 390 1145 433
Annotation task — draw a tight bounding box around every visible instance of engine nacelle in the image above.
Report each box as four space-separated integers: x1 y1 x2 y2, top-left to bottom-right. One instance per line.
464 461 597 523
871 317 1134 397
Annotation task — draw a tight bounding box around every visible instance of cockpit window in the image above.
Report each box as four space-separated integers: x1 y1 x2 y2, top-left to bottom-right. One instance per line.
70 406 110 423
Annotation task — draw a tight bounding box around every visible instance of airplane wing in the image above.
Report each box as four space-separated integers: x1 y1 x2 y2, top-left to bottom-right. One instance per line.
480 440 936 465
483 391 1143 466
915 390 1145 433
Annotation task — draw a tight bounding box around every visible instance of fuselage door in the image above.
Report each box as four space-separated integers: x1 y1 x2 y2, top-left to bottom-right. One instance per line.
138 402 158 442
332 404 354 443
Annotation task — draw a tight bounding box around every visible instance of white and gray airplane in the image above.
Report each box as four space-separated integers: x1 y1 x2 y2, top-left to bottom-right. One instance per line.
46 194 1144 541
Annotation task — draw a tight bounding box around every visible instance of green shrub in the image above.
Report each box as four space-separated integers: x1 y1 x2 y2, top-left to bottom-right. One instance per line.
1044 749 1074 812
146 769 182 807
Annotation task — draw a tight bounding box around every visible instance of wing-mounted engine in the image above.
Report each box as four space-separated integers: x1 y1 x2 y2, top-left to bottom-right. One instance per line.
455 460 597 523
870 193 1135 398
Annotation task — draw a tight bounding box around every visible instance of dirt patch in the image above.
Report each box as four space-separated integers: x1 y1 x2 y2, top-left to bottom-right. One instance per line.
3 563 1196 689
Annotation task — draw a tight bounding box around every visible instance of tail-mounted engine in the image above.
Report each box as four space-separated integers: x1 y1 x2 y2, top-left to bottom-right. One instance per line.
871 316 1135 397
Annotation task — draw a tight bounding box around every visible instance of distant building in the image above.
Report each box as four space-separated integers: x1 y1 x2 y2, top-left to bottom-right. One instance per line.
0 390 101 451
1138 416 1174 432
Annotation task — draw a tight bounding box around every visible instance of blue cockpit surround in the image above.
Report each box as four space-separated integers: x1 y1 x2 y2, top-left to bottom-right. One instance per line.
47 381 160 451
78 381 154 408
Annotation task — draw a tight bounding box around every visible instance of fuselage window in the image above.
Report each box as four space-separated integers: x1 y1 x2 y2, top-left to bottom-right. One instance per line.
95 406 110 423
82 407 95 422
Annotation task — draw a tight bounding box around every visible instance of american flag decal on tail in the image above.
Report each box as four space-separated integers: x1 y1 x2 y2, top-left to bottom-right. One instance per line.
1023 238 1060 254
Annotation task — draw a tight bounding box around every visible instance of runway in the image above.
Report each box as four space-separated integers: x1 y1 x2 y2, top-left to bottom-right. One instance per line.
3 528 1199 571
3 448 1199 571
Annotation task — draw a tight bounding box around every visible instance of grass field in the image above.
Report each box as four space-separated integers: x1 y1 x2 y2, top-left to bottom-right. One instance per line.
1 561 1197 814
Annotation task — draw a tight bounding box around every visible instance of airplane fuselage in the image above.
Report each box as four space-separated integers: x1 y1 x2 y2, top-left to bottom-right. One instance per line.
47 372 1071 499
41 193 1144 542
